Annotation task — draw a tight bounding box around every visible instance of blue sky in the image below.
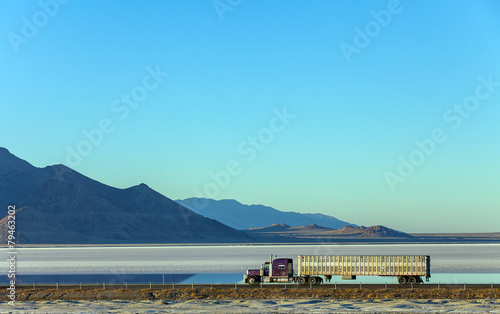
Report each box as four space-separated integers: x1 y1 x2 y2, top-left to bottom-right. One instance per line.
2 0 500 232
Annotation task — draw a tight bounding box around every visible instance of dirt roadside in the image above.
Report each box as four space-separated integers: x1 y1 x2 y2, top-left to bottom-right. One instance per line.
3 286 499 302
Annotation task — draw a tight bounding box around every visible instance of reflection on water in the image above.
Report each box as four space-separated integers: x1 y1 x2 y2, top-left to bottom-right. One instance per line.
320 273 500 285
3 244 499 275
0 273 243 285
3 273 193 285
1 244 498 286
425 273 500 285
2 272 498 285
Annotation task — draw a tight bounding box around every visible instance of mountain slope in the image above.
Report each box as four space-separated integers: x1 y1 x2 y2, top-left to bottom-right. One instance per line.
0 148 251 244
176 198 356 230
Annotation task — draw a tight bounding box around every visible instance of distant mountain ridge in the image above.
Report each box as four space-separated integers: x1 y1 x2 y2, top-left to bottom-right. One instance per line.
0 147 251 244
329 225 411 238
249 223 333 232
176 198 356 230
245 223 413 240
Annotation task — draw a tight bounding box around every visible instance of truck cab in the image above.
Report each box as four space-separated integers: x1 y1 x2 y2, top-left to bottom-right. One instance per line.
244 255 294 285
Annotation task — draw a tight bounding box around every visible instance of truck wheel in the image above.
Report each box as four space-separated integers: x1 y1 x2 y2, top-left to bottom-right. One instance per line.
397 276 407 285
297 277 306 285
247 277 258 285
409 276 418 285
309 277 317 285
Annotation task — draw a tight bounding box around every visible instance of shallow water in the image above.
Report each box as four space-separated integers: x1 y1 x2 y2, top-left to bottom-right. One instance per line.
2 243 499 284
4 272 500 285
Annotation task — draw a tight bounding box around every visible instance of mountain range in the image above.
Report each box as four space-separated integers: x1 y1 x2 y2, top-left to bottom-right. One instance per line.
0 147 420 245
0 147 251 244
245 224 412 240
176 198 356 230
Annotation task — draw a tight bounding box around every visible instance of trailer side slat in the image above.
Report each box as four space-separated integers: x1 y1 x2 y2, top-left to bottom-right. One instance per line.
298 255 430 277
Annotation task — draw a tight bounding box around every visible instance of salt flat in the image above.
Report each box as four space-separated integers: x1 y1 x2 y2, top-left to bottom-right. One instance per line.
3 299 500 313
3 243 499 274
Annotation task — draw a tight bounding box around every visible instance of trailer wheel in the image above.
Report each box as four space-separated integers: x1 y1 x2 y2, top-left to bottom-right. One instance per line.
397 276 407 285
247 276 258 285
309 277 317 285
297 277 306 285
409 276 419 285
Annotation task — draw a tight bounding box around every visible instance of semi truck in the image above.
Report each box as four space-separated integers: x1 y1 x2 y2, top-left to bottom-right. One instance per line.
244 255 430 285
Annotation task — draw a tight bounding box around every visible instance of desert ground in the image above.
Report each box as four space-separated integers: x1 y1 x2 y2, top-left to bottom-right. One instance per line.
2 299 500 313
2 285 500 313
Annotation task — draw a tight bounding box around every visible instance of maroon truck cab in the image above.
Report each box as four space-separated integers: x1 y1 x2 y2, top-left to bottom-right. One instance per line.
244 256 294 284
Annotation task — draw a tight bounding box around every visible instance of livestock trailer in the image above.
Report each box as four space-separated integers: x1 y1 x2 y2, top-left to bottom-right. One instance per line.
244 255 430 285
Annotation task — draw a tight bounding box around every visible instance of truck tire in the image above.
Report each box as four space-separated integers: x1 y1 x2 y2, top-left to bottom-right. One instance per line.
309 277 317 285
247 276 258 285
409 276 419 285
297 277 306 285
397 276 407 285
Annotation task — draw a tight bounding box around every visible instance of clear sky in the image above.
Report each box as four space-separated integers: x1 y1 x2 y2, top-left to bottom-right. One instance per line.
2 0 499 233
